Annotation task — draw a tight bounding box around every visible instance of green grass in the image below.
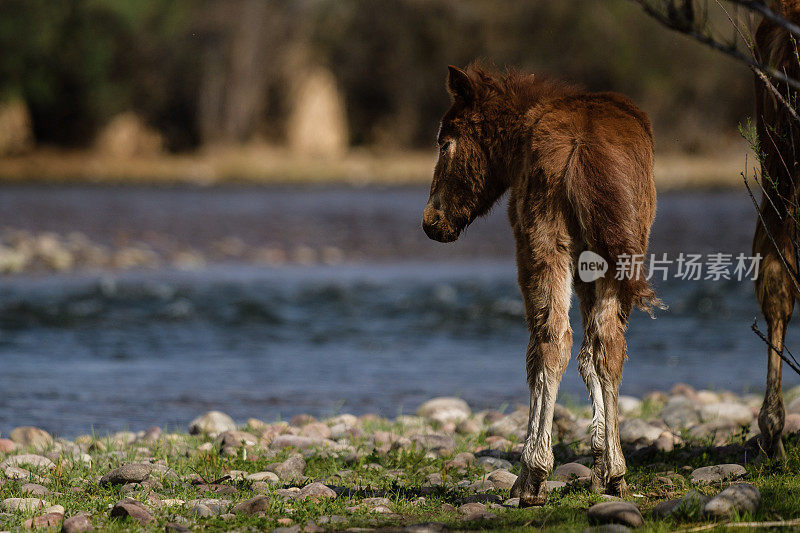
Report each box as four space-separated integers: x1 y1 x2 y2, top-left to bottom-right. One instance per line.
1 424 799 532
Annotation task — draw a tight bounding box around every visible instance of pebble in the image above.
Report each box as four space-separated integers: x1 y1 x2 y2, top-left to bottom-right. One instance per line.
654 432 676 452
476 456 512 471
619 418 664 444
20 483 50 496
660 397 700 430
61 513 93 533
459 502 486 515
583 525 631 533
100 463 152 485
23 512 62 529
417 397 471 424
785 395 800 414
690 464 746 484
188 411 237 435
652 498 681 518
617 395 642 415
300 423 332 440
0 439 17 453
1 498 49 512
269 454 306 481
410 433 456 453
783 413 800 434
704 483 761 517
0 454 55 470
487 411 526 440
299 482 337 500
185 498 231 514
586 501 643 527
699 402 753 426
487 469 517 490
109 499 153 525
653 489 709 518
247 471 280 483
554 462 592 481
215 430 258 449
456 419 482 435
270 435 336 450
233 495 271 515
9 427 52 450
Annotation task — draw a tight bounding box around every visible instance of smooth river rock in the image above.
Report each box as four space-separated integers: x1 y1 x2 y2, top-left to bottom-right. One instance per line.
299 482 337 500
0 453 55 470
690 464 746 484
699 402 753 426
100 463 152 485
411 433 456 453
704 483 761 517
1 497 50 512
660 397 700 430
554 462 592 481
487 469 517 490
9 427 52 450
586 501 643 527
417 397 471 424
109 498 153 525
233 495 270 515
61 513 93 533
189 411 237 435
619 418 663 444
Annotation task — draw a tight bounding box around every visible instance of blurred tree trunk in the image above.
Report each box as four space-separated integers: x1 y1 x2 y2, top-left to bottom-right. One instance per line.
196 0 283 145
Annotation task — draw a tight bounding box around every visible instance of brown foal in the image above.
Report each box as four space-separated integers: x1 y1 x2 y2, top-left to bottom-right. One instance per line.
422 65 660 506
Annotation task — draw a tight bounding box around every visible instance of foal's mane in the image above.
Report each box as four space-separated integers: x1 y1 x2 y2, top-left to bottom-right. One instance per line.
462 63 582 113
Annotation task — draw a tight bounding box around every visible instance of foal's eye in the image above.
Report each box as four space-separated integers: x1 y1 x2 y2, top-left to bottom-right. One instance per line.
439 141 451 155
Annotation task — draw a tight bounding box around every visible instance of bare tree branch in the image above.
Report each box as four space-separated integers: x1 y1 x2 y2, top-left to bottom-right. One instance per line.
752 318 800 374
728 0 800 38
631 0 800 90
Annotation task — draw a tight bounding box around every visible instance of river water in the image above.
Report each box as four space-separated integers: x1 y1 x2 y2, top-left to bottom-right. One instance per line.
0 185 796 437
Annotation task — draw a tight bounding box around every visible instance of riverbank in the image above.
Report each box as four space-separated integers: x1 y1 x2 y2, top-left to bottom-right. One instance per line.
0 144 752 189
0 386 799 532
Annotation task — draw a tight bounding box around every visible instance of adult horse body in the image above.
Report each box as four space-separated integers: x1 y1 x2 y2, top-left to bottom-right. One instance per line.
422 65 660 506
752 0 800 460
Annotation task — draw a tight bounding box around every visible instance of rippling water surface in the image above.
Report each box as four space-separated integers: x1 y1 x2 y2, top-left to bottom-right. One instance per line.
0 185 796 437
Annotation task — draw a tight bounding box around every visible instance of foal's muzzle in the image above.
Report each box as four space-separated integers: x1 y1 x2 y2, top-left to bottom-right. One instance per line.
422 195 459 243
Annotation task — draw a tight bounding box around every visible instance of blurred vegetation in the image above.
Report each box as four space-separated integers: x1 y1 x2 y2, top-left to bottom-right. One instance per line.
0 0 752 154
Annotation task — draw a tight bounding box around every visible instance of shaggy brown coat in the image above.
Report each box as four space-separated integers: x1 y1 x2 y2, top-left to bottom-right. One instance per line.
423 64 658 506
752 0 800 459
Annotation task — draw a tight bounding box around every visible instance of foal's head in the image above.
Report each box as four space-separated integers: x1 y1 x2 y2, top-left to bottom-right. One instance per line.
422 66 512 243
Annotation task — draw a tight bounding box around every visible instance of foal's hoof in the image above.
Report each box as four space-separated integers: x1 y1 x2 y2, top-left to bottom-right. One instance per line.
754 432 787 462
605 476 629 498
512 471 547 507
590 461 606 494
518 482 548 508
765 436 787 462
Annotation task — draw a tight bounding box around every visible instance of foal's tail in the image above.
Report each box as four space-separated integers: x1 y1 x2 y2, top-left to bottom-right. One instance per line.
624 273 665 318
565 137 665 317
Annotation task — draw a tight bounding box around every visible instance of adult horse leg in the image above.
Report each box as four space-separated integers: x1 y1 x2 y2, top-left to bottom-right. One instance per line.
575 279 606 493
754 213 795 460
512 251 573 507
590 278 630 496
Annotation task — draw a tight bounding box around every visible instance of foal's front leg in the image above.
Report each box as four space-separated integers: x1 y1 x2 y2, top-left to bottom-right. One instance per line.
511 261 572 507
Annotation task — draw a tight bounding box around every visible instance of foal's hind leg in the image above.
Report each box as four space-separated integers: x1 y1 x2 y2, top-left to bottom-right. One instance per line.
575 280 606 493
511 252 573 507
589 279 630 496
754 217 795 460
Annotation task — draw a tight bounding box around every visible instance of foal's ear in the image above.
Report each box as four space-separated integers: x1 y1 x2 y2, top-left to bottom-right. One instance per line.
447 66 474 102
